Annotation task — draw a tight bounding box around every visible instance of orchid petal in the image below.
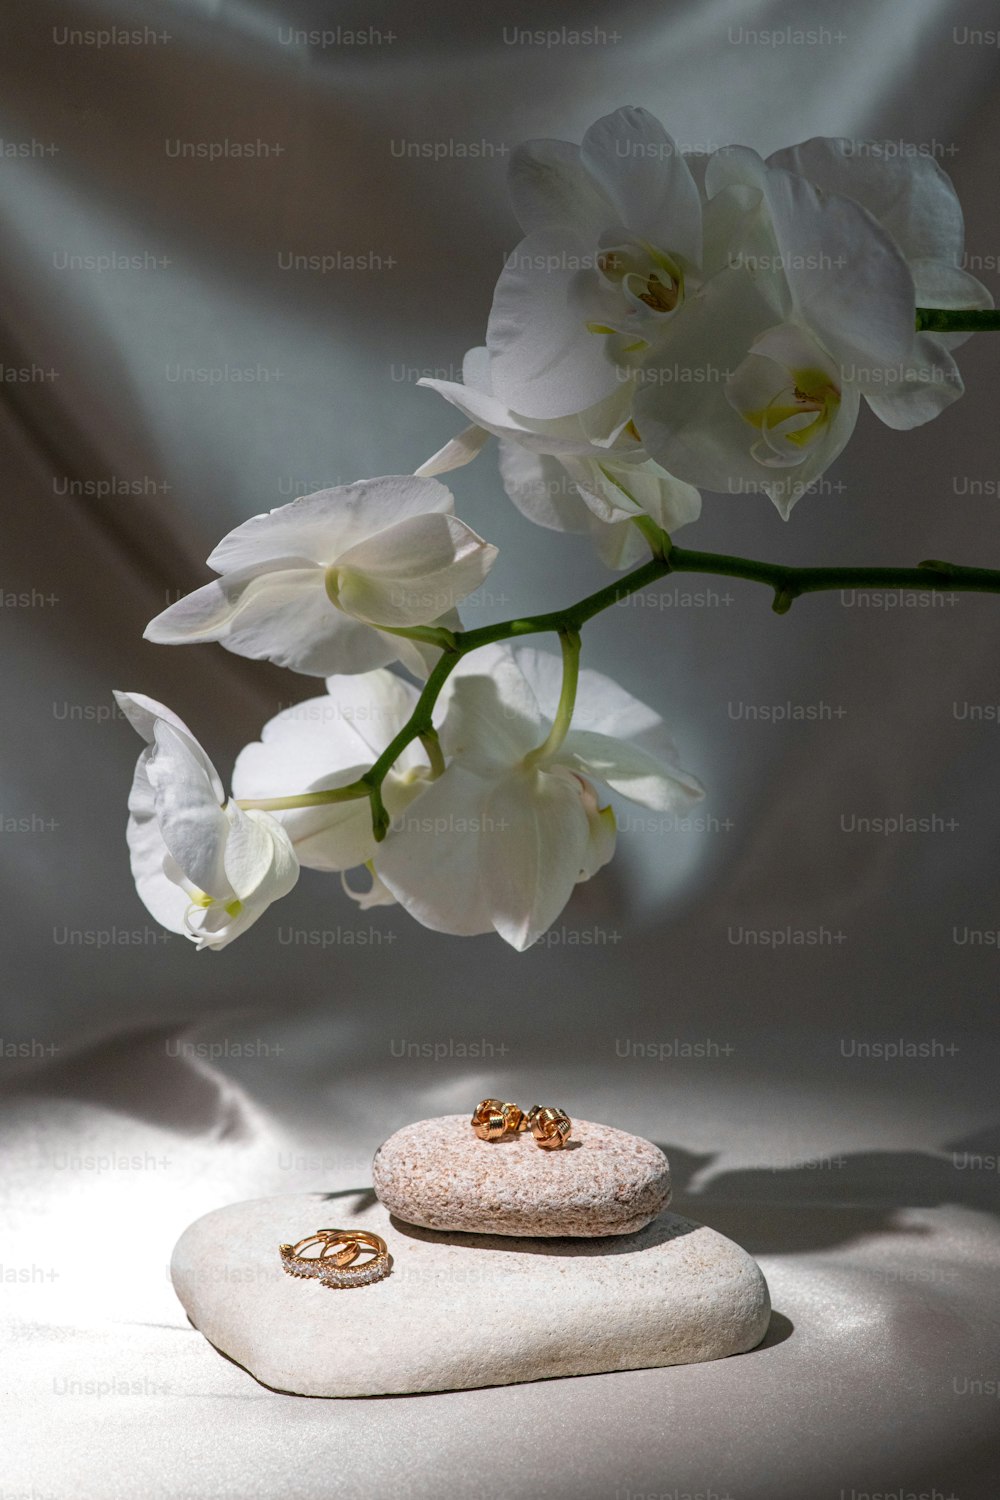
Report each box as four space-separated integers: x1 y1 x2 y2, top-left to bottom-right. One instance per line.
114 690 200 751
909 262 994 353
511 649 662 741
487 228 623 418
589 514 651 570
907 260 993 316
342 866 398 911
157 567 398 676
414 424 492 477
231 671 425 872
145 722 231 897
331 514 497 627
580 107 701 265
420 373 629 457
124 751 192 936
271 782 377 872
234 672 421 796
767 138 966 267
480 768 592 951
206 476 455 572
560 729 704 811
709 145 916 369
579 798 617 883
117 690 226 822
508 136 611 239
497 442 593 534
144 559 314 646
566 455 701 535
437 646 543 771
859 333 964 429
374 768 497 936
224 805 299 903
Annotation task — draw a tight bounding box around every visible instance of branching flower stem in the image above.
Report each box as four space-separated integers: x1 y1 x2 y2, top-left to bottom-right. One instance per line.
237 520 1000 835
233 294 1000 828
523 629 582 769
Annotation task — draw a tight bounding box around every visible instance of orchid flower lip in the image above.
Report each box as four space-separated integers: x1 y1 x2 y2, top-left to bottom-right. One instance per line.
745 367 841 468
596 239 687 314
324 565 347 607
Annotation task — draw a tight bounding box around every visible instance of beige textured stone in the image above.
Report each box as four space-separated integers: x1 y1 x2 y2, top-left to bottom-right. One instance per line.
371 1114 671 1236
171 1192 771 1397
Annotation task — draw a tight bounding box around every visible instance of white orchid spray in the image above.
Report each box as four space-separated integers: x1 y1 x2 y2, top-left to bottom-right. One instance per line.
119 107 1000 950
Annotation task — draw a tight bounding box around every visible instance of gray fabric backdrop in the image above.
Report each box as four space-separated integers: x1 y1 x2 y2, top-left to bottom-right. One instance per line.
2 0 999 1495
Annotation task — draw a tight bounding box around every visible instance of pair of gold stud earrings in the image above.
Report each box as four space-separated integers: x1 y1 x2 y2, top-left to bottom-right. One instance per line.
471 1098 572 1150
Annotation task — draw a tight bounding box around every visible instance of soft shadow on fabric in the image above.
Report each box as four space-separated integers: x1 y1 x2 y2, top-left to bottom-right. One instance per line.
660 1139 1000 1254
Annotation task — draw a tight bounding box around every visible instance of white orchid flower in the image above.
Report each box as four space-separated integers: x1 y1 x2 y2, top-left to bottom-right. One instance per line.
496 443 702 569
230 670 429 902
418 346 636 462
485 107 704 419
632 139 955 517
419 346 701 568
599 130 992 519
144 475 498 677
767 136 994 422
116 692 298 950
374 644 703 950
633 263 861 519
703 144 970 423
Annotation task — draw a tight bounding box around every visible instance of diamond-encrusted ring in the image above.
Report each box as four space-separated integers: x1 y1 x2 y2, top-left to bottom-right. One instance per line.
279 1229 392 1289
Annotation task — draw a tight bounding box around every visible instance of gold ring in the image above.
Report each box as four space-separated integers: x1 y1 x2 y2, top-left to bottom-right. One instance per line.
279 1229 391 1288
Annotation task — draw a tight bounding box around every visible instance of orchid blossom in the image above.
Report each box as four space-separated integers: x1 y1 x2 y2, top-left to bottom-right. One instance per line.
419 346 700 568
145 475 497 676
116 692 298 949
374 644 703 950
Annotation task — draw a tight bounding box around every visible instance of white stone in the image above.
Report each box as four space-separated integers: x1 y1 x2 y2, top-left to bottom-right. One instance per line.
372 1114 671 1236
171 1192 771 1397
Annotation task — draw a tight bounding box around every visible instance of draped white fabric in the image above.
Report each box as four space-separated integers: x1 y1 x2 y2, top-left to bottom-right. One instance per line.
2 0 999 1494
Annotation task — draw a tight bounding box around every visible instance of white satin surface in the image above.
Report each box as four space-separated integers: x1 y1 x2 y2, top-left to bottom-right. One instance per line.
2 0 1000 1495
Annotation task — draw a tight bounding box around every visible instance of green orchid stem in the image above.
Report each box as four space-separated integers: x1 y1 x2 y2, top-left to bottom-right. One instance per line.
420 728 447 779
523 629 582 770
241 535 1000 836
915 307 1000 333
377 622 458 650
236 782 370 812
359 651 462 839
670 549 1000 613
632 514 670 560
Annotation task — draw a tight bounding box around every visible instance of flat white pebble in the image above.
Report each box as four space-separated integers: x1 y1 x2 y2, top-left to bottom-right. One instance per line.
171 1192 771 1397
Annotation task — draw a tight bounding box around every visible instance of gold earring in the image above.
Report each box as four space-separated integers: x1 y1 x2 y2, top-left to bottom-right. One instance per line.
471 1098 523 1140
528 1106 572 1150
279 1230 391 1288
